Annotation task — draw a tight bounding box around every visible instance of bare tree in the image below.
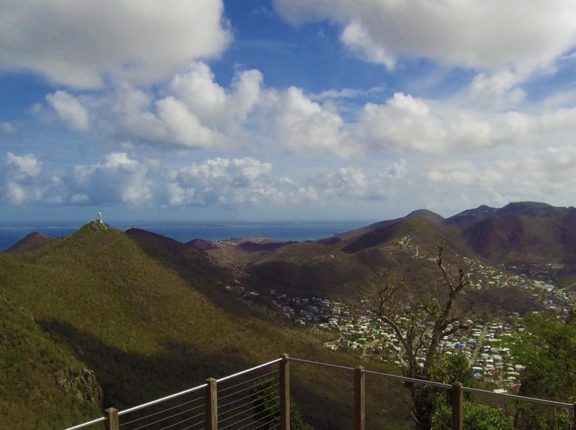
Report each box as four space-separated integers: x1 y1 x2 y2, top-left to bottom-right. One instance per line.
362 246 469 429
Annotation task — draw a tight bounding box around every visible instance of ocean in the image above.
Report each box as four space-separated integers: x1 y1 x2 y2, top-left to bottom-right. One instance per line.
0 220 370 252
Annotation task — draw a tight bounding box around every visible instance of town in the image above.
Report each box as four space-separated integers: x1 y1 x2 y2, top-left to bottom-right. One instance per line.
223 235 575 393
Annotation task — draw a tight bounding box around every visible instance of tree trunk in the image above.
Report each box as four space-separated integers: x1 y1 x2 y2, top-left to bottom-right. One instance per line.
409 384 435 430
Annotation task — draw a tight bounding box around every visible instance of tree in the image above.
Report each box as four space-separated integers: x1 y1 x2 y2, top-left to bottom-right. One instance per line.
432 401 513 430
361 246 469 429
255 380 313 430
430 354 513 430
510 314 576 429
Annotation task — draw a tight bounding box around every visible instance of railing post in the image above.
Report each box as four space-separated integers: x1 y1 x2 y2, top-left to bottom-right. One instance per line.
104 407 119 430
572 403 576 430
354 366 366 430
280 354 291 430
451 382 464 430
206 378 218 430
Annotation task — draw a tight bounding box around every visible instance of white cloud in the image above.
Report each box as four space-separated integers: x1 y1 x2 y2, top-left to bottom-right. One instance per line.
167 157 277 206
68 153 152 205
73 62 263 150
359 92 535 153
168 63 262 127
0 0 230 88
261 87 357 156
426 145 576 207
46 91 91 131
341 20 396 69
1 153 44 205
310 86 386 101
298 167 373 201
0 122 16 133
167 157 403 207
155 97 220 149
5 152 42 178
274 0 576 77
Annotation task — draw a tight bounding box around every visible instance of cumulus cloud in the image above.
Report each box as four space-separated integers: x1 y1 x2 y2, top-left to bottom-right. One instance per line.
167 157 277 206
426 145 576 205
168 62 262 127
5 152 41 178
0 149 423 210
45 61 365 156
0 0 230 88
359 92 533 153
46 91 91 131
260 87 357 156
67 153 153 205
40 57 576 160
1 152 44 205
167 157 403 207
0 122 16 133
274 0 576 76
65 62 263 150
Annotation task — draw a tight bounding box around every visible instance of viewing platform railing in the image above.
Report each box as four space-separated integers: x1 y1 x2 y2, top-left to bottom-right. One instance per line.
64 355 576 430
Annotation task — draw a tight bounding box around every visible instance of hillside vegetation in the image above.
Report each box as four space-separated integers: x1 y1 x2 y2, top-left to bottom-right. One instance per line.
0 222 408 429
197 202 576 298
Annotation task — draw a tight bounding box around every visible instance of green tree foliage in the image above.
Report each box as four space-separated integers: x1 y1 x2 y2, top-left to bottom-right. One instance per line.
432 402 513 430
363 247 469 429
510 314 576 429
429 353 474 387
428 354 513 429
255 380 313 430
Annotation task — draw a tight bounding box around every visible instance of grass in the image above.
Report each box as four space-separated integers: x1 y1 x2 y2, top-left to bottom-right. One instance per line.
0 223 412 429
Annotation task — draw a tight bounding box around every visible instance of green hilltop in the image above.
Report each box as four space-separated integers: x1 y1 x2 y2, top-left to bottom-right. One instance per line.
0 222 406 429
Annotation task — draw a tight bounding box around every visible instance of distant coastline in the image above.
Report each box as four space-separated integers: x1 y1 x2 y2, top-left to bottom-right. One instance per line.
0 220 371 252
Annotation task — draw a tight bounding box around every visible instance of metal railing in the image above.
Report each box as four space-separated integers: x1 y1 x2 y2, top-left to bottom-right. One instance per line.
65 355 576 430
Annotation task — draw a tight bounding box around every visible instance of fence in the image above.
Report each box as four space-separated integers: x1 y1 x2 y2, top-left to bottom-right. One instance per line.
65 355 576 430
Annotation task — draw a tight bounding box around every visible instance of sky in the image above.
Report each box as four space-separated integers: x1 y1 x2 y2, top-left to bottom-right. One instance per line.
2 0 576 223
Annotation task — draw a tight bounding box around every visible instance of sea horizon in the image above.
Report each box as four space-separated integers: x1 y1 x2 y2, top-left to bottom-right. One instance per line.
0 219 374 252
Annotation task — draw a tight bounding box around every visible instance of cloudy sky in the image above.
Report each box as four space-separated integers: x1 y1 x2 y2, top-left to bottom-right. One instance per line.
2 0 576 222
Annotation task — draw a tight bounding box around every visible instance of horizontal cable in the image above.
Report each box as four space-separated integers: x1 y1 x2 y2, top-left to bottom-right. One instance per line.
180 421 206 430
217 359 282 383
120 397 204 427
155 413 203 430
288 357 354 372
218 370 278 394
253 417 281 430
63 417 106 430
219 393 278 424
119 384 207 416
464 387 573 408
218 377 277 401
219 390 261 410
129 405 205 430
223 407 278 430
364 369 451 389
219 389 279 417
234 409 279 430
220 410 258 430
219 384 279 410
219 399 258 418
290 356 574 406
219 405 259 424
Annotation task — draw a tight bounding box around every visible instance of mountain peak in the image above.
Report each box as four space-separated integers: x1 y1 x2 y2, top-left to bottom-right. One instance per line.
500 201 555 215
5 232 55 254
405 209 445 223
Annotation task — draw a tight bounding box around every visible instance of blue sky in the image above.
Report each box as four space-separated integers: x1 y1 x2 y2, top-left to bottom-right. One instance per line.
2 0 576 223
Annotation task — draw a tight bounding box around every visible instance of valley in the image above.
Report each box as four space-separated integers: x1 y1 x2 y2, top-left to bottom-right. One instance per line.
2 201 576 429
